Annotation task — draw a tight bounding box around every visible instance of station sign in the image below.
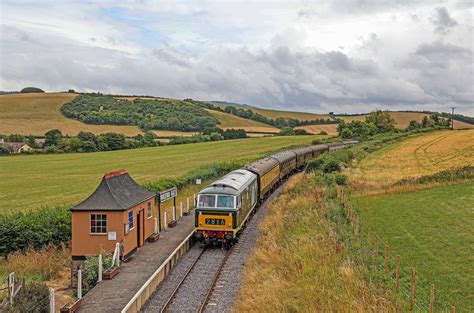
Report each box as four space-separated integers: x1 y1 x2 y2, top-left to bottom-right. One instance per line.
159 187 177 202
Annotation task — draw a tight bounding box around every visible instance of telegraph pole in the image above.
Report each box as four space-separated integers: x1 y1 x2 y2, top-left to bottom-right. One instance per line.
451 107 455 130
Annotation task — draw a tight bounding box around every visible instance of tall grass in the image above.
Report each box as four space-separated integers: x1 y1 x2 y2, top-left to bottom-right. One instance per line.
234 174 401 311
0 244 70 283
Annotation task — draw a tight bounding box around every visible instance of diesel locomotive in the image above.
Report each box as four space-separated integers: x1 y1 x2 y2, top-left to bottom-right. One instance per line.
194 141 358 246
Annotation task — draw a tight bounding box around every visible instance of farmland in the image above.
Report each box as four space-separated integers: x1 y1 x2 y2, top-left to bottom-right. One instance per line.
353 130 474 182
205 109 279 133
294 124 338 135
352 182 474 311
338 111 474 130
346 129 474 311
0 135 316 212
249 107 330 121
0 93 142 136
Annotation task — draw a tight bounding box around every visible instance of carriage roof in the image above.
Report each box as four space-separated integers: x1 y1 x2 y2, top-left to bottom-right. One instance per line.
199 169 256 196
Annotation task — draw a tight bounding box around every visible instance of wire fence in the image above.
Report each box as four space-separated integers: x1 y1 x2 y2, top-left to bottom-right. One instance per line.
335 187 457 312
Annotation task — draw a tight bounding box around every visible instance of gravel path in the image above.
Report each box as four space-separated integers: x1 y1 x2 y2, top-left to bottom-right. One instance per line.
142 181 286 313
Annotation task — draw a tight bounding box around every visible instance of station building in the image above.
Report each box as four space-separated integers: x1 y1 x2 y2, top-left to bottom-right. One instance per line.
71 169 156 261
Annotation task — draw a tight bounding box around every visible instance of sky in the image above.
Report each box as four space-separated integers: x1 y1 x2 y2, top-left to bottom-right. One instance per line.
0 0 473 115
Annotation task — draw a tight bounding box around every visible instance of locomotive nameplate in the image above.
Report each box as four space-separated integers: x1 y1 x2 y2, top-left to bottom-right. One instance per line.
205 218 226 225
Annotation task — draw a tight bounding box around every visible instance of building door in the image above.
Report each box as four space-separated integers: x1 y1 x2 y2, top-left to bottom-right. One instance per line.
137 210 144 247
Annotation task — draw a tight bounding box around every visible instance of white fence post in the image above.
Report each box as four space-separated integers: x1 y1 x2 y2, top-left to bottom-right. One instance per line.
116 243 120 267
77 268 82 299
186 197 190 212
50 288 55 313
164 211 167 229
180 202 183 218
193 193 196 207
98 255 103 283
154 217 158 234
8 272 15 305
172 206 176 221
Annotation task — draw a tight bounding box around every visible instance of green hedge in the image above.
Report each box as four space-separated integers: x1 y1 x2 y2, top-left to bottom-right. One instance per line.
143 160 246 192
0 206 71 257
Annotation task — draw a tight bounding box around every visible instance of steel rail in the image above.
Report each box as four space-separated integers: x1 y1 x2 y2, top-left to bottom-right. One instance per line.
160 247 207 313
198 248 232 313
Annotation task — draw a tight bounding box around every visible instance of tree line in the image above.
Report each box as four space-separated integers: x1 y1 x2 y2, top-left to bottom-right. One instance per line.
0 127 249 156
61 94 219 132
338 111 450 140
195 101 338 128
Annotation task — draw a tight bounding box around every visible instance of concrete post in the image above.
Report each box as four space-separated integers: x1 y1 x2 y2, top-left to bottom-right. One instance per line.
115 243 120 267
172 206 176 221
98 255 103 283
77 268 82 299
49 288 55 313
187 197 190 212
164 211 167 229
154 217 158 234
180 203 183 218
8 272 15 305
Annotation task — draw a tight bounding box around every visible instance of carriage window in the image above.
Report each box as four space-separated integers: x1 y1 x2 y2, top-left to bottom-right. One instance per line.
217 195 234 208
198 195 216 207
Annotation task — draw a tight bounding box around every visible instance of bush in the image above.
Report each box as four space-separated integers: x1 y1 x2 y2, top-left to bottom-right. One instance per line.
84 253 113 288
323 159 339 173
319 131 328 135
0 145 10 155
335 174 347 185
0 206 71 257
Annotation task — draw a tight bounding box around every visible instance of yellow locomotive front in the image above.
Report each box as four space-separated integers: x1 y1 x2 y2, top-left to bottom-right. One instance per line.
194 170 258 246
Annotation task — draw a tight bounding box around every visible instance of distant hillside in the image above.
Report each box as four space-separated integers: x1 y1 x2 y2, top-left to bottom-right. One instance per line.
205 109 279 133
0 91 19 95
337 111 474 129
0 93 142 136
206 100 257 109
0 93 280 136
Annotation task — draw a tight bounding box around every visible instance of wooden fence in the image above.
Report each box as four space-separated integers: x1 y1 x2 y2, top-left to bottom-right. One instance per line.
335 187 456 312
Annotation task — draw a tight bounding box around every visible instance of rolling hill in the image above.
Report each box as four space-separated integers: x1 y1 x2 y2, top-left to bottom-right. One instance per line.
0 93 142 136
205 109 280 133
0 93 279 136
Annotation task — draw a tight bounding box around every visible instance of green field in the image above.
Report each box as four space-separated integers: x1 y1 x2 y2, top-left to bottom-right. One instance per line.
0 136 316 212
352 181 474 311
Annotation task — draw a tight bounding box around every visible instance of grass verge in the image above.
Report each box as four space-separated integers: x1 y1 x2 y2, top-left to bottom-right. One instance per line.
234 174 401 311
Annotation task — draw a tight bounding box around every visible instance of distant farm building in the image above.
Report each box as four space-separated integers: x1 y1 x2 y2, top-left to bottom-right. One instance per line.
1 141 32 154
71 170 156 261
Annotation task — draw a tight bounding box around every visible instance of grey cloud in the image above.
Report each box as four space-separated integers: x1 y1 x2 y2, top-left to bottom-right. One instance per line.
1 23 473 115
430 7 458 35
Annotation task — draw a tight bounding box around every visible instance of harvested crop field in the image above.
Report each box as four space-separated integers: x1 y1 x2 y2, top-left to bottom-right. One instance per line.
338 111 473 130
0 135 316 212
295 124 338 135
0 93 142 136
250 108 330 121
355 130 474 182
206 109 280 133
152 130 198 137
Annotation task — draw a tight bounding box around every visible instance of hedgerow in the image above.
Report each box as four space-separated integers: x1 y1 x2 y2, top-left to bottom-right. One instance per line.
0 206 71 257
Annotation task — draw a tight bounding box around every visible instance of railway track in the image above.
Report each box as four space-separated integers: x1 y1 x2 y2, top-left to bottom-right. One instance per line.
141 178 290 313
152 246 231 313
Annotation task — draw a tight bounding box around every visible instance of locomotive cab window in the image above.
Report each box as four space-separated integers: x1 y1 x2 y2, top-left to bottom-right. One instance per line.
217 195 234 208
198 194 216 207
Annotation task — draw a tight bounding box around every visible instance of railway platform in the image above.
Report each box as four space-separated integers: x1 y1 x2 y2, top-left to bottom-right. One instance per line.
78 211 196 313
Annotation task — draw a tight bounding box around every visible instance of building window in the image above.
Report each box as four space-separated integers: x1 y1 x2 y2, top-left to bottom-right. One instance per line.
147 202 152 218
90 214 107 234
128 211 134 230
